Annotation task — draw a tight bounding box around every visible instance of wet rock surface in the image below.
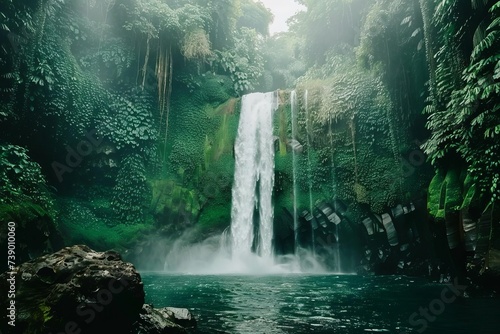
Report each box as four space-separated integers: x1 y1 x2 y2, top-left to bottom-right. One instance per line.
164 307 197 328
133 304 188 334
0 244 195 334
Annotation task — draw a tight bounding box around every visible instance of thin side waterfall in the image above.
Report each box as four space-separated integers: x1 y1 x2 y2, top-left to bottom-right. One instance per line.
330 119 341 272
335 224 342 273
291 91 299 252
231 92 278 259
304 90 315 254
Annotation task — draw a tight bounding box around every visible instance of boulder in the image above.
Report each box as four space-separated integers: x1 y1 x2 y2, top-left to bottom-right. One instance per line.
0 245 195 334
133 304 187 334
164 307 197 328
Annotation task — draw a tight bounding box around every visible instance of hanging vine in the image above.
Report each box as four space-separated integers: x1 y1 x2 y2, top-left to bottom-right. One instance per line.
155 43 173 161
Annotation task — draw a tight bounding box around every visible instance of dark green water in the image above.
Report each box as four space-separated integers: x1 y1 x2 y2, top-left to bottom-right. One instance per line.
142 274 500 334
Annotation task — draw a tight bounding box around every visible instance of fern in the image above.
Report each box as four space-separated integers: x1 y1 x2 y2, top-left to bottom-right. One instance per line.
471 31 500 61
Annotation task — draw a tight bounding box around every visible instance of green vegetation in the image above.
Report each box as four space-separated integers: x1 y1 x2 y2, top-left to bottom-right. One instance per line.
0 0 498 261
0 145 54 216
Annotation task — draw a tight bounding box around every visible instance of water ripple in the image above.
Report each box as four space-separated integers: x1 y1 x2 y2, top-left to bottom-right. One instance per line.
142 274 500 334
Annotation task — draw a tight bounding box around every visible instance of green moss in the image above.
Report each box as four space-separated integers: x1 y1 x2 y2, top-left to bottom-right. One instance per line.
59 198 153 251
167 76 237 186
197 203 231 232
197 74 233 104
150 179 201 217
204 98 239 166
275 154 293 174
274 97 290 156
280 55 407 215
161 74 238 231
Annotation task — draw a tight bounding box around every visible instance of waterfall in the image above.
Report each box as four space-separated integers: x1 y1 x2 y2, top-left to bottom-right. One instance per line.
291 91 299 252
329 118 340 272
304 90 315 254
335 224 342 273
231 92 278 259
163 91 325 274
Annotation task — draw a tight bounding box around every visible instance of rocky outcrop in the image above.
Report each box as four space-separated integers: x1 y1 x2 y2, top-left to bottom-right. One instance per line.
133 304 187 334
132 304 197 333
164 307 197 328
0 245 195 334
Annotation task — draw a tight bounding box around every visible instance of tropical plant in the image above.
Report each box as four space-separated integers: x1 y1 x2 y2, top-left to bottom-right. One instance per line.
112 154 151 224
0 144 54 214
421 0 500 204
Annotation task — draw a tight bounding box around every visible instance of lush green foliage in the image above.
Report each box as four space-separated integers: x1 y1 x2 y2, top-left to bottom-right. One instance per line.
1 0 498 258
237 0 273 36
420 0 500 207
262 34 306 90
293 54 407 215
212 27 266 94
99 91 158 150
112 154 151 223
0 145 54 215
59 197 153 250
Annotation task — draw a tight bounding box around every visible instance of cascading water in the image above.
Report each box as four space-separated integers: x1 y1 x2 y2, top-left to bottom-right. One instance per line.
290 91 299 253
231 92 278 259
163 91 324 274
304 90 316 254
329 118 341 272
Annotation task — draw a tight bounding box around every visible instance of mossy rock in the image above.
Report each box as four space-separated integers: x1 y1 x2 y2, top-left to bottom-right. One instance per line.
0 245 145 334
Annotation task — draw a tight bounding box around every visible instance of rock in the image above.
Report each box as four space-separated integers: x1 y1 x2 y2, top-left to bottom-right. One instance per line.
286 139 303 153
0 245 144 333
133 304 187 334
0 245 196 334
164 307 197 328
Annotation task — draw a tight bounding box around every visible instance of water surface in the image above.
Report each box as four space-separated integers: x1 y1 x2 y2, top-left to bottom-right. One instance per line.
142 274 500 334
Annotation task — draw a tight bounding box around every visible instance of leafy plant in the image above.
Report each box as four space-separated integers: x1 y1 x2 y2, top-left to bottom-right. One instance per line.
181 29 212 60
212 27 265 94
421 0 500 204
98 91 158 150
0 144 54 215
112 154 151 224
